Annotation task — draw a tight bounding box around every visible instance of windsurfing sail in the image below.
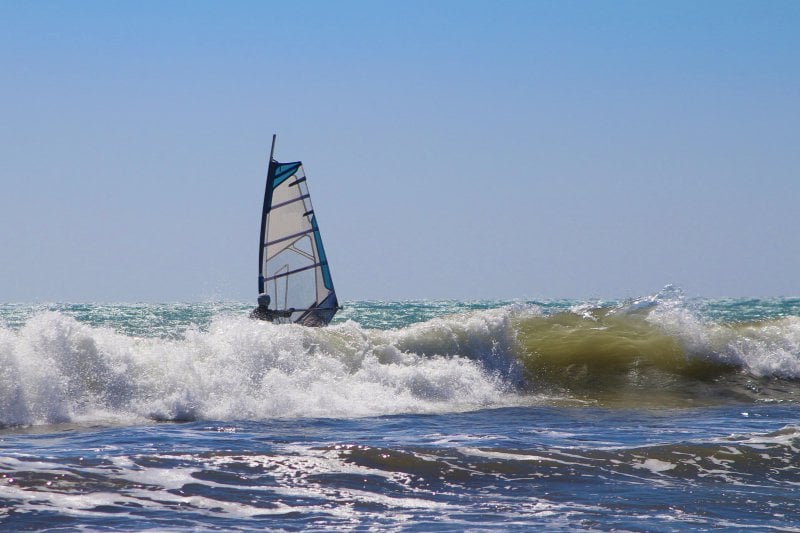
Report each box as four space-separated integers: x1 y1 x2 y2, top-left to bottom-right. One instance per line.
256 135 339 326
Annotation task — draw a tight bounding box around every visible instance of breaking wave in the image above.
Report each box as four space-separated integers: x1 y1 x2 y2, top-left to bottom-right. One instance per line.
516 289 800 405
0 308 520 428
2 292 800 427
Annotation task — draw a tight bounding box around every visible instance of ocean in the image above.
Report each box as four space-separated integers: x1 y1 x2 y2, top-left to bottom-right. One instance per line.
1 289 799 531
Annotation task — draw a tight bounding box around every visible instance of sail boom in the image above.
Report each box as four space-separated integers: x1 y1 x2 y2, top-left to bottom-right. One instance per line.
272 306 341 313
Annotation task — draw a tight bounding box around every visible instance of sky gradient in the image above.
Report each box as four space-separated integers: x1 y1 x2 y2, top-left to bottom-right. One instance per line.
1 1 798 302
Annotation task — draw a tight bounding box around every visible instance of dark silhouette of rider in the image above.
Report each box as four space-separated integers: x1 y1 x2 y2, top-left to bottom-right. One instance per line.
250 294 293 322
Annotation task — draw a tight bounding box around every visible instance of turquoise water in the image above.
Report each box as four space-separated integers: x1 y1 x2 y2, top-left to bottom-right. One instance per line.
1 292 799 530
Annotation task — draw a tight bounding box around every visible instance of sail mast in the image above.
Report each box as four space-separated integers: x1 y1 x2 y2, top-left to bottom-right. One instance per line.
258 134 278 295
269 133 277 162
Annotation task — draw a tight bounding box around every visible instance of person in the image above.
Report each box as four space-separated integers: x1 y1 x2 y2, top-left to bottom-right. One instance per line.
250 293 293 322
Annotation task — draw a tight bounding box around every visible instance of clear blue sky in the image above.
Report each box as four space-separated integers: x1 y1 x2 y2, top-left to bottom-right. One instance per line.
1 0 798 302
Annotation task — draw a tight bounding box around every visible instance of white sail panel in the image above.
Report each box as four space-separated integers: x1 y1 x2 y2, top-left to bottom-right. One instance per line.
259 161 338 325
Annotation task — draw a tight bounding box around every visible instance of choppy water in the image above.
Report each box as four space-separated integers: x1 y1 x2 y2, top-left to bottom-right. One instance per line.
1 289 799 530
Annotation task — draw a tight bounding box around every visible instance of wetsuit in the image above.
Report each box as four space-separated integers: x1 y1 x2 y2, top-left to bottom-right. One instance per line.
250 305 294 322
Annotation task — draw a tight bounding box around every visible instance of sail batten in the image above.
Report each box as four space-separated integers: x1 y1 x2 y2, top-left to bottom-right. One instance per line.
256 138 339 326
271 194 311 210
264 227 316 247
264 261 327 282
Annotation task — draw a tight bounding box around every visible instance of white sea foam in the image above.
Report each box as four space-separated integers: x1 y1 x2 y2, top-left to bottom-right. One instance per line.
0 308 521 427
634 458 677 474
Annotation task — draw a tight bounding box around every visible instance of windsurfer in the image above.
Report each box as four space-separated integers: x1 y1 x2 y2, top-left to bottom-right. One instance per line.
250 293 294 322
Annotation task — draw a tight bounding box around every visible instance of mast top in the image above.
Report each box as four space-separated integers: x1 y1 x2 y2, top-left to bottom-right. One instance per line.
269 134 277 162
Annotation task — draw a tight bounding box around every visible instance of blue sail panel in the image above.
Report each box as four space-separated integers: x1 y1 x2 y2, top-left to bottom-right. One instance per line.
271 162 302 190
